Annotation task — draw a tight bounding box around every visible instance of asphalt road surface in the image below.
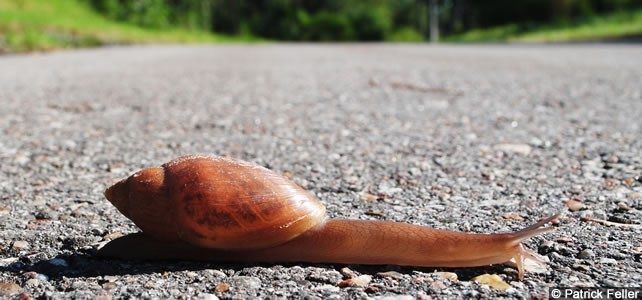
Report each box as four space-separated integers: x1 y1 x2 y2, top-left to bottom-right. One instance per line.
0 45 640 299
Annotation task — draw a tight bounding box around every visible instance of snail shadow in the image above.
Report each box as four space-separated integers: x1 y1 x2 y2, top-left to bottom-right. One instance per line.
0 233 516 281
0 255 513 282
0 253 261 279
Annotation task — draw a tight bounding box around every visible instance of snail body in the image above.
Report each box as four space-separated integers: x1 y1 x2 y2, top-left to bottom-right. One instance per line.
101 155 557 280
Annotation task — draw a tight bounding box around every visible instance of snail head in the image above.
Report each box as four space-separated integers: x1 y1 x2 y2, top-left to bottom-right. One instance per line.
104 177 131 217
104 167 179 241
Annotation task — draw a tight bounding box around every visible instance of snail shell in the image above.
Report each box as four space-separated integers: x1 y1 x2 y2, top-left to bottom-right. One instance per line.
104 155 326 249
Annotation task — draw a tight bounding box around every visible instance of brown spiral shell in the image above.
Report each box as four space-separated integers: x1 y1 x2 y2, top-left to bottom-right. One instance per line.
104 155 327 249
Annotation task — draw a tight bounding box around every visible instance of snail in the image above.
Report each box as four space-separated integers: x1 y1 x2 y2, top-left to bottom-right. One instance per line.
98 155 558 280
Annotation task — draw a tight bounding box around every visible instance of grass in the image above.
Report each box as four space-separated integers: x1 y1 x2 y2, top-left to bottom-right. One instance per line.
447 8 642 43
0 0 255 53
1 0 639 52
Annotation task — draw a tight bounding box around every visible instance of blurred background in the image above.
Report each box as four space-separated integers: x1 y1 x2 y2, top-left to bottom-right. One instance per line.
1 0 641 53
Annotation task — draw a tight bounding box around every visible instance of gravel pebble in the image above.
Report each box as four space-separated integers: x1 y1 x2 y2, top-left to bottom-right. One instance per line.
230 276 261 290
0 281 22 297
472 274 512 291
600 258 618 265
201 293 219 300
337 275 372 288
433 272 458 282
376 271 405 280
493 143 532 155
578 249 595 259
11 241 29 251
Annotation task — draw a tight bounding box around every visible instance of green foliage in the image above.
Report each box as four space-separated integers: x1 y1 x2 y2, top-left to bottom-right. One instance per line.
389 27 424 42
348 5 392 40
303 11 354 41
0 0 252 53
515 8 642 42
80 0 642 42
447 8 642 42
247 0 302 40
89 0 170 28
2 0 640 52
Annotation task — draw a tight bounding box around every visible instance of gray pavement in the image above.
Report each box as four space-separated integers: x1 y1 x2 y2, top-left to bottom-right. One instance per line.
0 44 641 299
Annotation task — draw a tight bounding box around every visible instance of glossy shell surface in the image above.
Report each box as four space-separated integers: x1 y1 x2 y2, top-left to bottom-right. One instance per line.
106 155 326 249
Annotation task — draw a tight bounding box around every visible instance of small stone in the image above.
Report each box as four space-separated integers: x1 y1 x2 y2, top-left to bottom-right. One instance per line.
627 192 641 201
48 258 68 267
409 167 422 176
578 249 595 259
617 202 631 211
307 269 342 284
103 232 124 241
340 267 357 278
344 176 359 185
206 269 227 278
623 178 636 186
15 154 30 165
18 292 31 300
365 285 382 293
376 271 404 280
565 199 585 211
601 278 620 287
434 272 458 281
96 294 111 300
579 211 594 220
431 281 446 289
0 206 10 216
572 264 590 272
493 143 532 155
599 258 617 265
230 276 261 290
12 241 29 250
314 284 340 293
502 212 524 221
0 257 19 266
34 210 51 220
378 183 403 196
0 281 22 296
201 293 219 300
215 282 230 293
338 275 372 288
11 241 29 251
27 272 47 282
510 281 525 289
24 279 39 287
101 282 116 290
604 178 619 190
416 291 431 300
472 274 512 290
365 211 385 217
592 210 607 220
359 192 379 202
505 255 548 275
411 275 431 284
